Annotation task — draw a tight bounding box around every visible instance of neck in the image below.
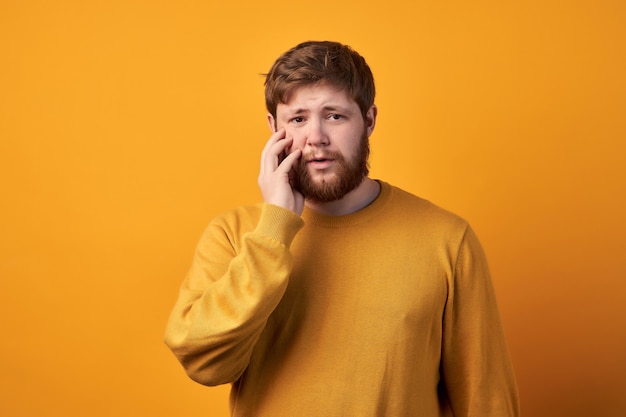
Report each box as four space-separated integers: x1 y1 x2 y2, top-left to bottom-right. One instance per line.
304 178 381 216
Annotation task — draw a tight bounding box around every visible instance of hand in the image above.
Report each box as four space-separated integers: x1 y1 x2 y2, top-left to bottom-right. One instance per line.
258 128 304 215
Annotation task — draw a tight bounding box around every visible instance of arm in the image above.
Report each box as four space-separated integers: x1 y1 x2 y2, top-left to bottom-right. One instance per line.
441 225 520 416
164 204 304 386
164 128 305 386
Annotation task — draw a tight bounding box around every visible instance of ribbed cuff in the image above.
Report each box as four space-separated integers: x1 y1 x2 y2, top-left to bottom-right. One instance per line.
254 204 304 247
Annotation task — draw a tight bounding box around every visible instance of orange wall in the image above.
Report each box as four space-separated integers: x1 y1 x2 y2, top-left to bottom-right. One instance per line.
1 1 625 416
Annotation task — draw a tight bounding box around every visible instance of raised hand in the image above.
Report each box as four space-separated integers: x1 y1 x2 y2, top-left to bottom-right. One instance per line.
258 128 304 215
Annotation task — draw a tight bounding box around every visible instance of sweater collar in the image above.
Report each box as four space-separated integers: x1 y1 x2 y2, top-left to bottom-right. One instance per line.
301 180 393 228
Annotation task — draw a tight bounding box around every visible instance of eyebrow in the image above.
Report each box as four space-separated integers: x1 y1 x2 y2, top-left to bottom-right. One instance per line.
286 104 353 115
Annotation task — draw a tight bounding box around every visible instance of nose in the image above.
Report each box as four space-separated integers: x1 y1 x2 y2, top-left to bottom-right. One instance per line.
305 118 329 147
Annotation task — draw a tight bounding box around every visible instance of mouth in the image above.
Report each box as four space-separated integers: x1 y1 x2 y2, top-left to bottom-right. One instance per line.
306 156 335 169
308 157 332 162
306 153 336 162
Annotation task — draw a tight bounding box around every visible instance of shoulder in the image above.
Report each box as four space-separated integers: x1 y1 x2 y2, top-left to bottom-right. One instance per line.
205 203 304 248
198 204 263 245
207 203 263 233
375 182 473 253
212 203 263 223
384 182 468 229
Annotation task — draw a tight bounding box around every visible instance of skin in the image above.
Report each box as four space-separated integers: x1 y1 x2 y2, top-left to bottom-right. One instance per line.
259 82 379 216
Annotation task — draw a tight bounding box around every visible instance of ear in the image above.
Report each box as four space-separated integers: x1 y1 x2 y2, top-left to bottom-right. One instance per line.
267 113 277 133
365 105 377 137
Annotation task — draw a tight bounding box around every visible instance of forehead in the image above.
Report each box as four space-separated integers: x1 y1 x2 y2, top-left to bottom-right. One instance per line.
278 82 357 112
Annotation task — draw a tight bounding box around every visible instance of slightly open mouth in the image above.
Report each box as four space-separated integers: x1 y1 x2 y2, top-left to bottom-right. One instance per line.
307 158 334 169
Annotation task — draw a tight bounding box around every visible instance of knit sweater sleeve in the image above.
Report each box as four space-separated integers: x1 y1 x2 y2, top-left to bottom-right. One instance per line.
441 225 520 417
164 204 304 386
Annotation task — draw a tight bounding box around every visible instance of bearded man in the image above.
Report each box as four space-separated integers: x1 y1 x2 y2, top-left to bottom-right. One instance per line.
165 41 520 417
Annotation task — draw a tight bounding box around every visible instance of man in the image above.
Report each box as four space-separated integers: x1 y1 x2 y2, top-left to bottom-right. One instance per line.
164 41 519 416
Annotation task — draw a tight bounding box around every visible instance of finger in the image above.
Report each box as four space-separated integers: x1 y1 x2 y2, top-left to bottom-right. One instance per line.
263 136 294 174
260 129 288 173
260 128 286 159
275 148 302 174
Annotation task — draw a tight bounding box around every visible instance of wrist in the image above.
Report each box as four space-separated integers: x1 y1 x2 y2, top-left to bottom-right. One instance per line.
255 203 304 246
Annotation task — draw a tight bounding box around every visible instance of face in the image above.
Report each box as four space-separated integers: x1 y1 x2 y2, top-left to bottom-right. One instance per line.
268 83 377 203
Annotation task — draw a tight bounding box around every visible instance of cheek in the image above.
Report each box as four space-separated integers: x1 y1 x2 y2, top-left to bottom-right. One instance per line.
285 129 306 152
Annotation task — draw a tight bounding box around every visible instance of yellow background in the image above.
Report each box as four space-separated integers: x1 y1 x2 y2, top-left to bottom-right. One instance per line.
1 1 625 416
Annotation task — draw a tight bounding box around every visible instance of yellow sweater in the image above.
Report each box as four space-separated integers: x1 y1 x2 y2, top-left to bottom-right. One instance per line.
164 181 519 416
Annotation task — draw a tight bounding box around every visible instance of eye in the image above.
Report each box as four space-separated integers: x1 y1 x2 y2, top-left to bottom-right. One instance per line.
328 114 344 121
290 116 305 124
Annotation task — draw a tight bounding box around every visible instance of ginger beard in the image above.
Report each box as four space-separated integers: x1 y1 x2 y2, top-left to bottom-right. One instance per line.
291 132 370 203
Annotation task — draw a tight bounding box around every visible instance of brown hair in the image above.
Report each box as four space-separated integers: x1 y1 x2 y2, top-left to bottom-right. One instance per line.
264 41 376 119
